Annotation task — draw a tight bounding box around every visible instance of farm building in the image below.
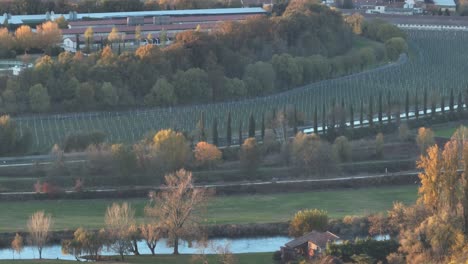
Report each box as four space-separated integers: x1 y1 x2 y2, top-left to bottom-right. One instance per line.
0 7 267 26
280 231 340 261
432 0 456 11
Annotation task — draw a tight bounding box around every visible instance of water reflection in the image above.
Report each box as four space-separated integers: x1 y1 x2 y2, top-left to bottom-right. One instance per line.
0 236 291 260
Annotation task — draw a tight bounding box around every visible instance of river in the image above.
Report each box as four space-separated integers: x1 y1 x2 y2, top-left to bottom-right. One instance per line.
0 236 291 260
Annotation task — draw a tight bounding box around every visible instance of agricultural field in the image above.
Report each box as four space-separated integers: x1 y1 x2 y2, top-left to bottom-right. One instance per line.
0 185 417 232
0 253 275 264
13 30 468 152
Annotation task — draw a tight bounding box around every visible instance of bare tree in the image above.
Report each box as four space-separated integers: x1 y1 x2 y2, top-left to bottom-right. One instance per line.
145 169 209 254
105 202 135 260
27 211 52 259
140 223 162 255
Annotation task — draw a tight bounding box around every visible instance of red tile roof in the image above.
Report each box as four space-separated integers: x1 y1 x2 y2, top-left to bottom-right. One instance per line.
285 231 339 249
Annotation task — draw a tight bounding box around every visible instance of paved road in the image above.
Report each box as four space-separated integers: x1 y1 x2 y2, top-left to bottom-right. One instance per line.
0 170 420 196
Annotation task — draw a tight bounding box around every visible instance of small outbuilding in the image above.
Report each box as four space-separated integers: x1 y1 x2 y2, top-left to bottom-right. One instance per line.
281 231 340 261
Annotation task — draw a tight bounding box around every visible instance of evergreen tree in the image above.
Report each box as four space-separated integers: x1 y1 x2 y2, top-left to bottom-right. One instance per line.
75 34 80 51
360 100 364 126
293 107 298 136
378 92 383 125
322 104 327 135
458 91 463 117
387 91 392 124
431 98 436 118
238 122 243 145
329 100 336 137
248 113 255 138
350 105 354 129
423 88 428 115
405 90 410 119
396 103 401 125
441 96 445 115
226 112 232 146
198 112 206 142
212 118 218 146
368 96 374 127
261 113 265 141
313 105 318 133
339 99 346 135
414 92 419 120
449 89 455 113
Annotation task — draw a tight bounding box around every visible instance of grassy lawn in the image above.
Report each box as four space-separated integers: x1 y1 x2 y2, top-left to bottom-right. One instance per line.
432 121 468 138
0 185 417 232
0 253 275 264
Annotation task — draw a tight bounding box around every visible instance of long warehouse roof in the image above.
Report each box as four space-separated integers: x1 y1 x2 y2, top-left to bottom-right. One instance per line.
0 7 267 25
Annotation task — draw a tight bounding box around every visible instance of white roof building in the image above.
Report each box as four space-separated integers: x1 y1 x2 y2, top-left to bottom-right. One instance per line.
0 7 267 25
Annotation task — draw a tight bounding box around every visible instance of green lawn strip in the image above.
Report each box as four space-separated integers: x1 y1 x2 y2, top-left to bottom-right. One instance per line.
0 253 275 264
431 121 468 138
0 185 417 232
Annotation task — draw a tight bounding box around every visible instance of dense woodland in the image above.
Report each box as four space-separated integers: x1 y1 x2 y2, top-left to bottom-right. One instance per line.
0 2 406 114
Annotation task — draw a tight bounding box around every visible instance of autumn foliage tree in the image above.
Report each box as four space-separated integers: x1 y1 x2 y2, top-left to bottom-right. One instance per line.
145 169 209 255
289 209 329 237
194 141 222 169
151 129 190 173
416 127 435 154
389 126 468 262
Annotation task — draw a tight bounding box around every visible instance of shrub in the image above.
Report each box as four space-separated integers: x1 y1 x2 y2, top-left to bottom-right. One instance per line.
326 238 399 263
63 131 106 152
333 136 352 162
291 133 337 175
240 138 261 173
194 141 222 169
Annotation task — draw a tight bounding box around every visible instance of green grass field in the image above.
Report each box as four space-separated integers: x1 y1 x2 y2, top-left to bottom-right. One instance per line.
0 185 417 232
0 253 274 264
432 122 468 138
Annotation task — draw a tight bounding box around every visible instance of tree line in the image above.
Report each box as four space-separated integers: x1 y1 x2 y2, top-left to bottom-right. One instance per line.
12 169 213 260
0 3 406 114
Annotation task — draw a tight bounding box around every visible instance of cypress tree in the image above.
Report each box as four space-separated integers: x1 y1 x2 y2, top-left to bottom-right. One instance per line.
423 88 428 115
368 96 374 127
238 122 243 145
387 91 392 124
360 100 364 127
396 103 401 125
378 92 383 125
293 107 298 135
322 104 327 135
226 112 232 146
405 90 409 119
199 112 206 142
414 92 419 120
75 34 80 51
339 99 346 134
458 91 463 116
212 118 218 146
350 105 354 129
248 113 255 138
450 89 455 113
441 96 445 115
261 113 265 141
313 105 318 133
